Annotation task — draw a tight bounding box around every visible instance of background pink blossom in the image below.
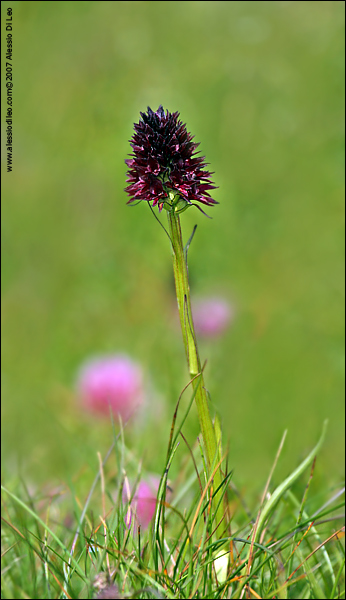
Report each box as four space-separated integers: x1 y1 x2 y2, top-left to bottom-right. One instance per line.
77 354 144 421
192 297 233 338
122 476 161 530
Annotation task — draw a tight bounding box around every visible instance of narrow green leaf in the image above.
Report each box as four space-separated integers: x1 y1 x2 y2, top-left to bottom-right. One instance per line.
254 420 328 546
1 486 86 581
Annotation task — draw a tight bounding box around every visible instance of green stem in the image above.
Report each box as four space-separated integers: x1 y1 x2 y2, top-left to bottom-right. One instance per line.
167 210 225 537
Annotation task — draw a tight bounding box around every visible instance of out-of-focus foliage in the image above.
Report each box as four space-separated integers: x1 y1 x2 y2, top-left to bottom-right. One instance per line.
1 1 344 488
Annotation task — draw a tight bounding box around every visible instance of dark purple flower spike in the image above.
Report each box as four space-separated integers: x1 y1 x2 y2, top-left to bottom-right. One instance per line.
125 106 218 213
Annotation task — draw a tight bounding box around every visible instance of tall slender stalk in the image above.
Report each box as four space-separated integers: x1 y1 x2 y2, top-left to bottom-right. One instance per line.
167 210 225 537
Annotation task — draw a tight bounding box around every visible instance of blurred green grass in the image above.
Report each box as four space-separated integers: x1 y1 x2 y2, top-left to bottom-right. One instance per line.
1 1 344 490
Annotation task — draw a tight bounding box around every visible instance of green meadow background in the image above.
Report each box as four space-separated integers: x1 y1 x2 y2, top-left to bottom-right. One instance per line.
1 1 344 494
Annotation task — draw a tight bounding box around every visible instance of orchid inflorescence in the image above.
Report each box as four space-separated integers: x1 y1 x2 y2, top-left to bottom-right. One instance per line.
125 105 218 215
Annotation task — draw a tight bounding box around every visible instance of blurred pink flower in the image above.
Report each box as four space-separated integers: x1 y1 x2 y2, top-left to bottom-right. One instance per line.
192 297 233 338
77 355 143 421
122 476 161 530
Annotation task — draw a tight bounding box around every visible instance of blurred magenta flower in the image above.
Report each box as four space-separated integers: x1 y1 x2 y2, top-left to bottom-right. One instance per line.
125 105 218 213
96 584 121 600
122 476 161 530
77 355 143 421
192 297 233 338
